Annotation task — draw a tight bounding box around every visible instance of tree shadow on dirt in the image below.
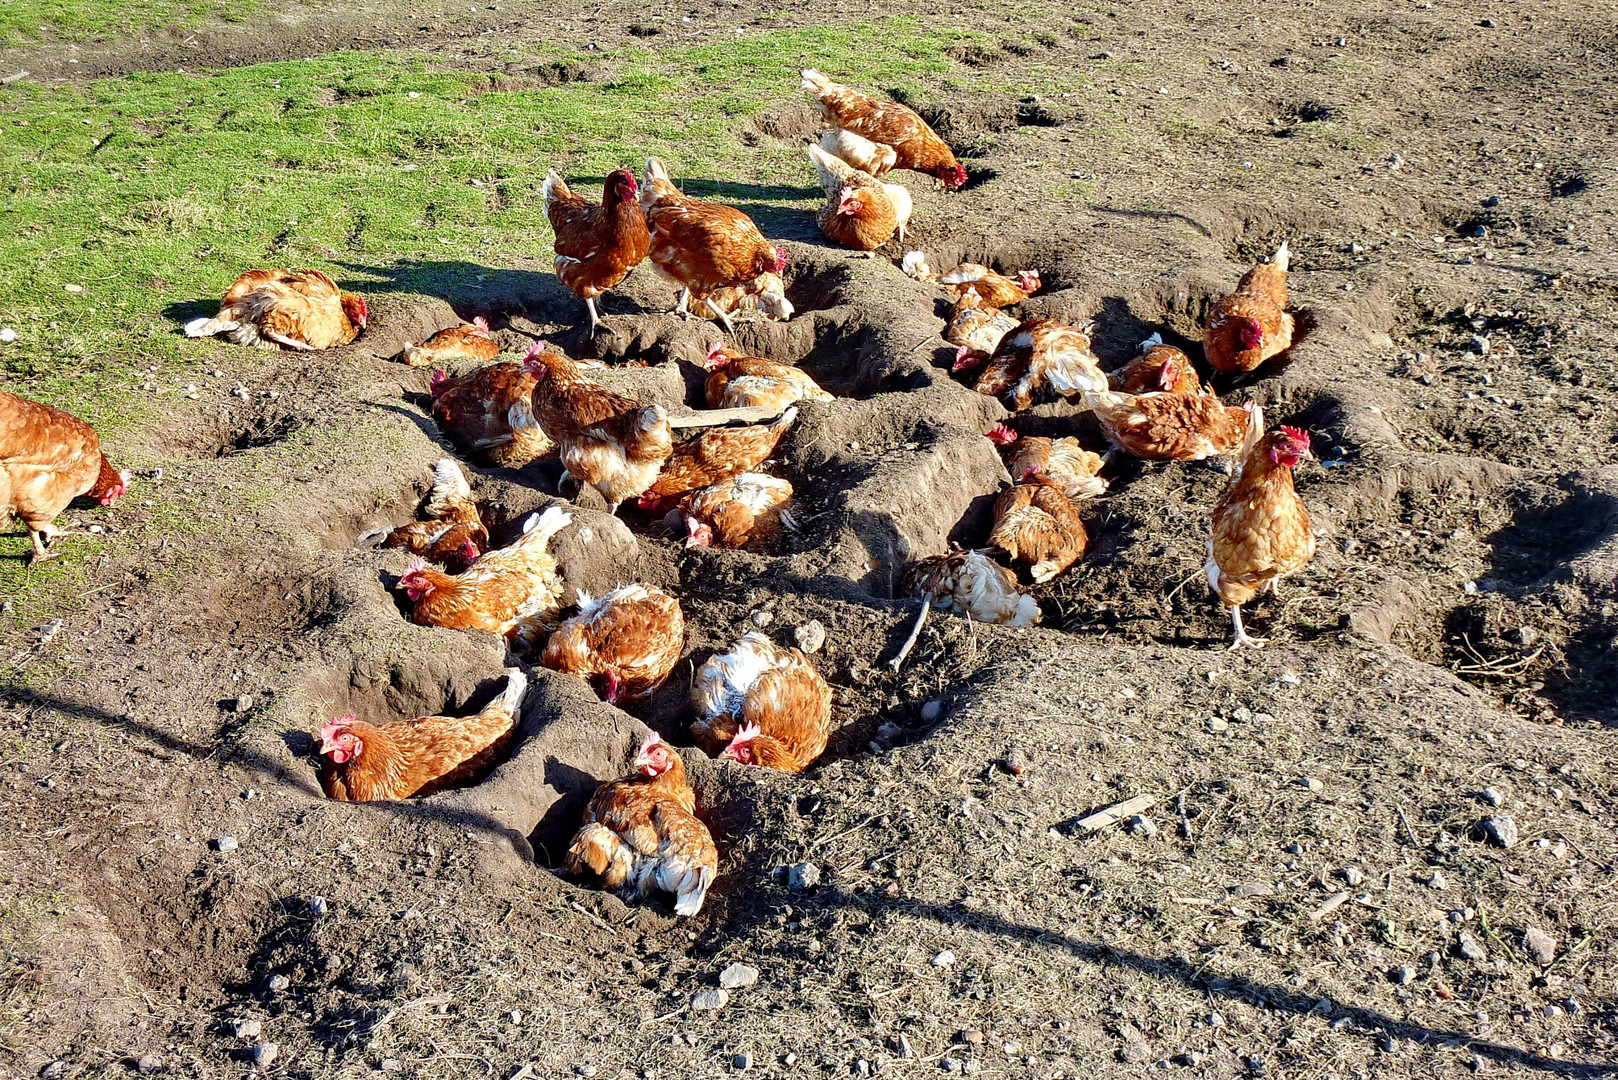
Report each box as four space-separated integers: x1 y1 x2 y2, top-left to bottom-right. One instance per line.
1094 204 1215 239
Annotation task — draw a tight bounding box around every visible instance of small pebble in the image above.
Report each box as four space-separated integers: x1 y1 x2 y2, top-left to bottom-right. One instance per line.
1456 932 1489 962
1428 870 1449 890
1470 334 1492 356
267 974 290 992
1481 787 1504 807
793 620 825 654
732 1053 752 1072
308 896 329 917
136 1056 163 1074
1388 153 1405 170
749 610 773 628
941 1060 962 1074
691 988 729 1011
1523 926 1557 966
896 1033 915 1057
1125 815 1158 840
1481 816 1518 848
719 963 759 990
213 836 239 853
931 950 955 968
1207 717 1229 733
960 1029 983 1045
251 1043 278 1068
41 1063 66 1080
232 1018 261 1039
64 283 85 294
1340 867 1365 887
785 862 820 890
920 700 943 722
1393 965 1416 985
0 327 15 343
380 1059 400 1073
1299 776 1324 793
1003 750 1028 776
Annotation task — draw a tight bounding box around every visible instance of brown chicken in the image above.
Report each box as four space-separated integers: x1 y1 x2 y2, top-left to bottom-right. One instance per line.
1206 411 1316 649
640 157 789 332
1083 389 1251 461
944 293 1018 357
1111 334 1204 396
397 316 501 367
636 407 797 512
705 272 795 322
1205 242 1295 374
960 319 1107 410
564 733 717 916
523 345 673 513
994 431 1108 501
938 263 1040 308
806 142 913 250
184 268 366 350
429 361 554 469
372 458 488 573
801 69 967 189
318 669 526 801
1 391 130 563
902 549 1040 626
691 631 833 773
680 473 795 552
545 169 651 330
398 505 570 635
704 344 832 412
540 584 685 705
988 476 1089 583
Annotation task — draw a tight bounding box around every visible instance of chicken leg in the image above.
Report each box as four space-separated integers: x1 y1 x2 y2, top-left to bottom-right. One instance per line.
703 297 737 335
585 297 603 330
28 524 61 565
1227 605 1266 650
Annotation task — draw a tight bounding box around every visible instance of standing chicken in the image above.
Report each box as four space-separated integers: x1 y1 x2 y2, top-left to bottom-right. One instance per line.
374 458 488 573
801 69 967 189
318 669 527 801
1204 242 1295 374
639 157 789 332
429 361 554 469
939 263 1040 308
996 432 1108 501
396 317 501 367
988 476 1089 583
901 550 1040 626
398 505 571 635
523 345 673 513
637 407 797 512
963 319 1106 411
1111 333 1204 396
1205 410 1316 649
564 734 717 917
944 293 1017 358
184 268 367 350
680 473 795 552
704 344 831 412
545 168 651 330
1082 389 1251 461
540 584 685 705
1 391 130 563
805 143 913 250
691 631 833 773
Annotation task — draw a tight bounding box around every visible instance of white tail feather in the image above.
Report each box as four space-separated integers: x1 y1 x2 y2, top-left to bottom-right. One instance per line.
1139 331 1164 352
494 668 528 715
1271 240 1290 272
184 316 235 338
423 458 473 518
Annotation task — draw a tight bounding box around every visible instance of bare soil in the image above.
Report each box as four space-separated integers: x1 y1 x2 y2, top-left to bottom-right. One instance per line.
4 2 1618 1079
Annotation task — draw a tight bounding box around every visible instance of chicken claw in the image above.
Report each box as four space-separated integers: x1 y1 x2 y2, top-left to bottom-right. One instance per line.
1227 606 1267 650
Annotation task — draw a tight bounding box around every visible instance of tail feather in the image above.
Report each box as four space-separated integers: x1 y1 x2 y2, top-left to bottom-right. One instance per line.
805 142 854 196
938 263 990 285
184 316 237 338
1271 240 1290 273
492 667 528 718
1139 331 1164 352
514 504 573 551
1008 594 1041 627
542 169 570 206
669 862 715 917
768 404 800 435
637 404 669 434
801 68 832 95
423 458 475 518
565 823 634 889
643 156 670 184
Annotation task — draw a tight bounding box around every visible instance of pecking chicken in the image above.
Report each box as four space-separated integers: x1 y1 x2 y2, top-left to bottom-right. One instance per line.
960 318 1106 411
545 168 651 330
564 733 717 916
691 631 833 772
639 157 789 332
1204 242 1295 374
1111 333 1204 396
805 142 913 250
318 669 527 801
372 457 488 573
902 549 1040 626
680 473 795 552
1205 409 1316 649
1 391 130 563
990 429 1108 501
522 344 672 513
184 268 366 350
1082 389 1251 461
704 272 794 323
396 317 501 367
398 505 570 635
801 69 967 189
704 343 831 412
429 360 554 469
540 584 684 705
944 293 1018 358
637 407 797 513
988 475 1089 583
938 263 1040 308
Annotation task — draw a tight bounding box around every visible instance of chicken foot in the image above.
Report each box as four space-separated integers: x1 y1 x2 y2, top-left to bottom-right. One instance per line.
585 297 603 330
1227 604 1267 650
702 297 737 335
27 523 62 565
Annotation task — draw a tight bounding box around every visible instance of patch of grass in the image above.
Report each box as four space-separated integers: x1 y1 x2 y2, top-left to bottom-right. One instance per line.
0 0 262 43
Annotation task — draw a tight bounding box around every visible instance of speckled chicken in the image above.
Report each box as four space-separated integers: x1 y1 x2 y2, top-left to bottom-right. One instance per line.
376 458 488 573
1110 333 1204 396
960 319 1107 410
703 344 831 412
988 476 1089 583
1204 242 1295 374
691 631 833 773
988 429 1108 502
637 407 796 512
397 505 570 636
938 263 1040 308
944 293 1018 358
703 272 794 323
901 549 1040 626
680 473 794 552
1082 389 1252 461
540 584 685 706
396 317 501 367
429 360 554 469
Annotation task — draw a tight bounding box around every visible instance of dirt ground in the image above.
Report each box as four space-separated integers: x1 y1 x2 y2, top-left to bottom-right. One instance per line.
3 1 1618 1079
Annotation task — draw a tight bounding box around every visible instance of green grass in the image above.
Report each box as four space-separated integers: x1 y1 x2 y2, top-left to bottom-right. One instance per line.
0 0 262 43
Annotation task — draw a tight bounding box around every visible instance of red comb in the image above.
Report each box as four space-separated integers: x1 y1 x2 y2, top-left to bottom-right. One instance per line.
1280 425 1310 445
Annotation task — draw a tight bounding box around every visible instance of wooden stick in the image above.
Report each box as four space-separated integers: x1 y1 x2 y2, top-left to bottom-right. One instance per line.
888 598 931 671
1073 794 1159 833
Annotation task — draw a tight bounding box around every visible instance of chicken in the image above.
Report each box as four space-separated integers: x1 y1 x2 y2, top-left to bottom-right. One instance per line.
1 392 130 563
396 316 501 367
817 128 897 178
1205 410 1316 648
429 361 554 469
637 407 797 512
545 168 651 330
691 631 833 772
318 669 527 801
1110 333 1204 396
373 458 488 573
704 272 795 323
639 157 789 332
994 431 1108 501
680 473 795 552
801 69 967 189
522 344 672 513
961 319 1106 411
703 343 832 412
398 505 570 635
901 549 1040 626
184 268 366 350
563 733 717 917
988 476 1089 583
1204 242 1295 374
944 293 1017 357
1082 389 1251 461
805 143 913 250
938 263 1040 308
540 584 684 705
